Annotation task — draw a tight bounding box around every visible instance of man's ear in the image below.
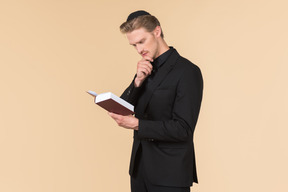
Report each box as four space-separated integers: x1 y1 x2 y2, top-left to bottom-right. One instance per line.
153 26 162 38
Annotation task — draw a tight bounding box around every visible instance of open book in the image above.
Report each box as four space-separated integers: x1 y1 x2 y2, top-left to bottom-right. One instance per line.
87 91 134 115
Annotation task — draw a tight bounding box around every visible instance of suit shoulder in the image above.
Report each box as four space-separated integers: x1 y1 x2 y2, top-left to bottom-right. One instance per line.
176 56 201 74
175 56 203 89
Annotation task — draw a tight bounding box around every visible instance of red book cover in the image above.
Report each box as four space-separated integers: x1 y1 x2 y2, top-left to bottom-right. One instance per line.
97 99 134 115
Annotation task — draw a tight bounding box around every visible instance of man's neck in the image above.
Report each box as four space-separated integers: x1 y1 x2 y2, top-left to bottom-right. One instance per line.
155 39 170 59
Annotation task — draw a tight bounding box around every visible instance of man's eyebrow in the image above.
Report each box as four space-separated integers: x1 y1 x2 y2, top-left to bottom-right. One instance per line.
130 38 145 45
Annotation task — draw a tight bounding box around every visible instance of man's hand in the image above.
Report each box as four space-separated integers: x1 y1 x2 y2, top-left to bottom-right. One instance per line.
108 112 139 130
134 56 153 87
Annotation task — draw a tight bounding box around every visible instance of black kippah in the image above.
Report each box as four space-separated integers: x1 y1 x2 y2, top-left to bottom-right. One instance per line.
126 10 151 22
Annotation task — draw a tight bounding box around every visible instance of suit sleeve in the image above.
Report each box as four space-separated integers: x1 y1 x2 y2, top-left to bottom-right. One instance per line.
137 65 203 142
120 75 143 106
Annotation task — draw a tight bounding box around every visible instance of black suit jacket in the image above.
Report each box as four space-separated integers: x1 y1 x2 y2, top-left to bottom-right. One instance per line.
121 48 203 187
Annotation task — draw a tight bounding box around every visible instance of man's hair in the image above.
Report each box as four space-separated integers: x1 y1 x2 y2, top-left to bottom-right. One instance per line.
120 15 164 38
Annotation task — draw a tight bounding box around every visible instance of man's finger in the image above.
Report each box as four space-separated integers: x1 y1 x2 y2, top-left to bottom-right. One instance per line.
138 66 151 75
142 55 153 62
138 63 153 72
108 112 120 119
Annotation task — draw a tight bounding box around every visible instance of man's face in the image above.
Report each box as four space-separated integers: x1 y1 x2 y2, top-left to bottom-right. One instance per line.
126 27 160 60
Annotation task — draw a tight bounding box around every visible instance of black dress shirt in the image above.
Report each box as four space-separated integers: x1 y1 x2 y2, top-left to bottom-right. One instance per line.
149 47 174 80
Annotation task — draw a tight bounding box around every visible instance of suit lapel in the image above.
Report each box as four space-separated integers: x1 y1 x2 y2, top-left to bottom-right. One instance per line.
136 49 180 114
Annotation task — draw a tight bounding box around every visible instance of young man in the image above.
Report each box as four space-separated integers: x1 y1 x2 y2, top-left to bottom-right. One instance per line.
109 10 203 192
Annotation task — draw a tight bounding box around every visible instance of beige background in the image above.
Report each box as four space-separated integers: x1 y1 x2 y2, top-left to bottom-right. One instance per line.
1 0 287 191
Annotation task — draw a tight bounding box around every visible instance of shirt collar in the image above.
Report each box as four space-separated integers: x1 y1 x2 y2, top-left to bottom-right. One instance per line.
152 47 174 70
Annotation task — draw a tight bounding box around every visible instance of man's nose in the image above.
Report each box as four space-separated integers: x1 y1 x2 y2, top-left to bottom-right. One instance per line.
136 45 143 54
